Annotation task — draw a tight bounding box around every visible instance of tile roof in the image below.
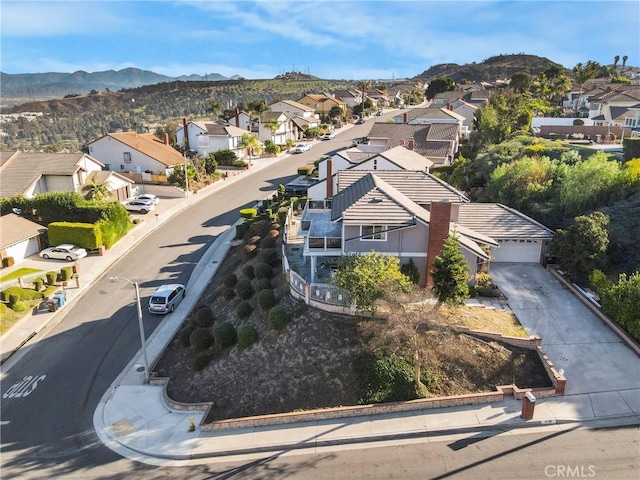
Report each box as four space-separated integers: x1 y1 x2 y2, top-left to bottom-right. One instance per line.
104 133 185 167
457 203 555 240
0 152 97 198
337 169 468 204
0 213 47 249
368 123 431 156
375 145 434 170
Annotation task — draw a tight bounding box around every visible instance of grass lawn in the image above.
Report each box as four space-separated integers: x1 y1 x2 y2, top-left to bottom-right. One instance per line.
0 268 43 283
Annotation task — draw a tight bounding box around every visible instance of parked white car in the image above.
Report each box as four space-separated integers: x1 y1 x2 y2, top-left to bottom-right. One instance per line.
320 131 336 140
293 143 312 153
134 194 160 204
39 244 87 262
121 199 155 214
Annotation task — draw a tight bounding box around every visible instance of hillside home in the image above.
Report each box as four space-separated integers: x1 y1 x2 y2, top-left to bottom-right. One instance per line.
330 89 362 109
587 86 640 131
176 121 249 158
268 99 317 119
0 151 133 200
294 170 553 285
0 213 48 265
307 146 435 200
225 111 253 131
259 111 297 144
365 87 391 108
88 132 186 177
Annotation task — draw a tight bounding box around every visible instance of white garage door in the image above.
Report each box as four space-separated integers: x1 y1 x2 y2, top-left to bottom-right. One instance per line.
493 239 541 263
6 237 40 263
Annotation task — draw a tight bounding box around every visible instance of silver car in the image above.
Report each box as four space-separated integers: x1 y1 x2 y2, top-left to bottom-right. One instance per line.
148 284 186 314
121 199 155 214
39 244 87 262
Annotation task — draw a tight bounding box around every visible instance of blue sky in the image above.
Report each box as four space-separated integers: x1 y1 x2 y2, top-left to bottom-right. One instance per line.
1 0 638 80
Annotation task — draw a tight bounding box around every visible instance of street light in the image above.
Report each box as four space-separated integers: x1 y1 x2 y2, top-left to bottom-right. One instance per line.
108 276 150 383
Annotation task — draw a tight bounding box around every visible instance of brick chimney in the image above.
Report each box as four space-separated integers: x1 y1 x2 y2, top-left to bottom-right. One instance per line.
403 112 408 124
235 107 240 128
326 159 334 198
164 133 169 145
426 200 452 289
408 139 415 150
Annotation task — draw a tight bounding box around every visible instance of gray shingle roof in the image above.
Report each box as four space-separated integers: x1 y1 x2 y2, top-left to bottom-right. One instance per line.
0 213 47 249
337 170 468 204
457 203 555 240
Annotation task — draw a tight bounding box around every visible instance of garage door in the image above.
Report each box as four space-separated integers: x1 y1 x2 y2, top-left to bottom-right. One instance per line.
493 239 541 263
6 237 40 263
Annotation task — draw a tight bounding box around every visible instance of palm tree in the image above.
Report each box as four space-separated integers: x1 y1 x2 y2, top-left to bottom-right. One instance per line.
622 55 628 71
82 179 112 201
572 61 601 115
358 80 371 118
240 133 262 161
614 55 620 70
264 119 279 143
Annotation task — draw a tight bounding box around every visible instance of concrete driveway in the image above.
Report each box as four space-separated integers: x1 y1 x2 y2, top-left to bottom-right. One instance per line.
490 264 640 398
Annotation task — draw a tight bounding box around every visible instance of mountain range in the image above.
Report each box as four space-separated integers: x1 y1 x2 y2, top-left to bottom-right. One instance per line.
0 68 242 102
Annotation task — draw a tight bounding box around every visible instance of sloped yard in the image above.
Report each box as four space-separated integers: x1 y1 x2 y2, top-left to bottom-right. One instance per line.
154 237 551 423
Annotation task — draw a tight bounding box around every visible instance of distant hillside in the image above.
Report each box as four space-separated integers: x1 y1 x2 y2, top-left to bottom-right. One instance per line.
413 54 565 83
0 68 233 103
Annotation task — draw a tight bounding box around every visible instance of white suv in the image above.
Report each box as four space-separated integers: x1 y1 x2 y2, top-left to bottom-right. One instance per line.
148 284 185 314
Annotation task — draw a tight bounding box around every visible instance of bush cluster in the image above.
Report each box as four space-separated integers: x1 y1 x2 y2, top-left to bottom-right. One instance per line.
258 289 276 311
222 287 236 300
256 278 272 291
189 327 214 351
235 278 254 300
255 263 274 280
236 301 253 319
194 306 215 327
242 264 255 280
0 286 45 302
260 248 279 267
268 305 290 330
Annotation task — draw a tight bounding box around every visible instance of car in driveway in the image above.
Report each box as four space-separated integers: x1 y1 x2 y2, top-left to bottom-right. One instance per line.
148 284 186 314
39 244 87 262
293 143 312 153
133 194 160 204
320 131 336 140
121 199 155 214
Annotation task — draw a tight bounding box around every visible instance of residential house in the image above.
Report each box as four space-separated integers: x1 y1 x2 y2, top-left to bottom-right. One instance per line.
307 146 435 200
0 151 133 201
259 111 297 144
367 122 460 165
268 99 317 120
297 94 346 121
331 89 362 109
88 132 186 176
297 172 495 286
176 120 249 158
0 213 48 265
364 87 391 108
295 170 553 285
587 86 640 131
225 110 253 131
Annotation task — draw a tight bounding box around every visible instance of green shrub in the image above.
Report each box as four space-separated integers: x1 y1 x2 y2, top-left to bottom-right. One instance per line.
277 208 288 225
60 266 73 282
260 236 276 248
48 221 103 250
46 271 57 286
235 222 249 240
353 353 422 404
194 306 215 327
12 301 28 313
33 278 43 292
193 352 212 371
239 208 257 219
269 305 290 330
245 218 271 240
222 287 236 300
8 294 19 308
256 278 272 291
2 257 15 268
213 322 237 349
223 273 238 287
189 327 214 351
238 323 258 348
258 289 276 311
179 326 194 348
236 301 253 319
400 258 420 285
235 278 254 300
0 286 45 302
260 248 279 267
0 303 7 314
242 264 255 280
244 244 258 257
297 165 315 176
255 263 274 280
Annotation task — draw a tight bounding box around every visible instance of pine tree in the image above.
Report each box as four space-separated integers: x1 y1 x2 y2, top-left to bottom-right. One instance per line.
431 234 470 306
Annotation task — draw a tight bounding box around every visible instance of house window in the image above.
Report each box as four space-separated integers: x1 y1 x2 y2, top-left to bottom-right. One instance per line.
104 164 111 170
123 152 132 163
120 164 125 170
361 225 386 241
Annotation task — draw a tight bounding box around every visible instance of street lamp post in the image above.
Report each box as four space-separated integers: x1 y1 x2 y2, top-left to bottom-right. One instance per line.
109 276 150 383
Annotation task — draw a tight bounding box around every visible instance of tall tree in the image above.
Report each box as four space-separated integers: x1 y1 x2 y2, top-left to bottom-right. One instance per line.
622 55 628 71
207 100 223 120
572 61 602 115
614 55 620 69
425 76 455 100
430 233 470 306
549 211 610 283
240 132 262 159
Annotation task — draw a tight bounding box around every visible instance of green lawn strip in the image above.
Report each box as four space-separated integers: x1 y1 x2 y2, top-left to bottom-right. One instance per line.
0 268 44 283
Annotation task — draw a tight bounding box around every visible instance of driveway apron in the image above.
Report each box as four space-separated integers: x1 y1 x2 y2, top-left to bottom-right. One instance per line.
489 264 640 398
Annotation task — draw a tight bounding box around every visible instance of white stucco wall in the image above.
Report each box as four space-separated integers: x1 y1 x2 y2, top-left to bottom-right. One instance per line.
89 136 171 175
